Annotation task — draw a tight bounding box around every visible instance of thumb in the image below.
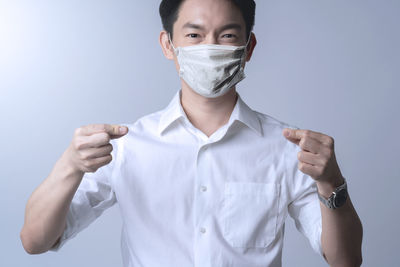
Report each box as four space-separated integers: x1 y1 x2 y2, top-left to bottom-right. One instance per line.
107 124 129 139
282 128 300 145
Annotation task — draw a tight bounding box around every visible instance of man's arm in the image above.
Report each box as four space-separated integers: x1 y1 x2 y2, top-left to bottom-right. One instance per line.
283 128 363 266
20 124 128 254
317 178 363 266
20 155 84 254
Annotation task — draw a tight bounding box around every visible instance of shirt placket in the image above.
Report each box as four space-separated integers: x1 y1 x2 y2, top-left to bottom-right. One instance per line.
181 117 229 266
193 137 213 267
198 131 234 267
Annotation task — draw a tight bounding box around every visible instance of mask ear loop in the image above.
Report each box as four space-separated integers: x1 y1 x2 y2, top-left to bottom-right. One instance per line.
240 32 252 70
168 32 177 52
244 32 252 50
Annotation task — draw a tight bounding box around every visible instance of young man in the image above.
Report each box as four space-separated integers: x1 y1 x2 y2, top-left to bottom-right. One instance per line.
20 0 363 266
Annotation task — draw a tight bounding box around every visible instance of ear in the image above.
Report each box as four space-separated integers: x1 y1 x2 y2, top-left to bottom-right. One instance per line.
245 32 257 62
159 30 175 60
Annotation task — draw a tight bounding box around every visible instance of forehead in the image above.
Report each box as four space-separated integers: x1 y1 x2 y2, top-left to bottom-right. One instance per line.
175 0 245 31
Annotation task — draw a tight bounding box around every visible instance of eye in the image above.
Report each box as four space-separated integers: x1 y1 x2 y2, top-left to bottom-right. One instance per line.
186 33 199 38
222 33 236 39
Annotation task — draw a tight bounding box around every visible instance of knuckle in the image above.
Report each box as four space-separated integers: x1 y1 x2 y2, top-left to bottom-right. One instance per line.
99 132 110 143
83 167 92 173
82 152 92 161
327 148 334 158
72 142 80 150
74 127 83 136
99 124 107 132
299 138 306 148
303 130 311 138
297 151 302 160
326 136 334 147
298 162 304 171
75 140 86 150
83 160 92 168
77 150 85 160
321 147 331 157
105 144 113 154
73 141 82 150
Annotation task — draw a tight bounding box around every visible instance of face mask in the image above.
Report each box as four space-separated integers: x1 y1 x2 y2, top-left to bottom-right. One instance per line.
169 34 251 98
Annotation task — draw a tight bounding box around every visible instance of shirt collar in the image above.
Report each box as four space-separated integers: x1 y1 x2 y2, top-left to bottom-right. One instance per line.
158 89 262 137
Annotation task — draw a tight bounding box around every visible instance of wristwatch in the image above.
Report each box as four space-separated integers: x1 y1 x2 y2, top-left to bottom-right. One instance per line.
317 177 348 209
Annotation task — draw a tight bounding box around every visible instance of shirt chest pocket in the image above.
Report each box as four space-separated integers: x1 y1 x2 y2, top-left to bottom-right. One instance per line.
222 181 281 248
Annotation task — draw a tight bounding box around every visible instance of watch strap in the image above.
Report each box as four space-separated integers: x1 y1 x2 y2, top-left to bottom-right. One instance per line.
317 177 347 209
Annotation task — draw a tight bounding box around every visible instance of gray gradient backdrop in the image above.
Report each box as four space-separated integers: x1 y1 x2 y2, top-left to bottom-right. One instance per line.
1 0 398 266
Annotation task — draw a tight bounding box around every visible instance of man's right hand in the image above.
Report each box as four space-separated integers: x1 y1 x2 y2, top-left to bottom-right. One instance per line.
20 123 128 254
65 124 128 175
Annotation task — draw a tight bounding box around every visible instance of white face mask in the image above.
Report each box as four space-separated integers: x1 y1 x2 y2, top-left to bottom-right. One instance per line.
169 34 251 98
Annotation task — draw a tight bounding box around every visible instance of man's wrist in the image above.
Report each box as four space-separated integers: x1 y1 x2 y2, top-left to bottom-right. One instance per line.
316 175 346 199
58 149 84 180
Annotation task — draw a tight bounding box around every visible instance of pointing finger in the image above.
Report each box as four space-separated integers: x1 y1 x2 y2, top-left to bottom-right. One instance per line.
108 125 129 139
283 128 302 140
282 128 301 145
283 128 322 141
79 124 128 136
104 124 128 137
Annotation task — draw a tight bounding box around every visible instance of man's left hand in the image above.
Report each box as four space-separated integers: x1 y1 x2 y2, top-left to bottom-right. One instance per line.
282 128 344 194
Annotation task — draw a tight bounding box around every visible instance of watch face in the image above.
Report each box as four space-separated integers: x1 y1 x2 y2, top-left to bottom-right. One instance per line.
334 189 348 208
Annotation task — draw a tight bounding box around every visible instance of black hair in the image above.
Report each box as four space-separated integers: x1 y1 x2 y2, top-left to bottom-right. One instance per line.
159 0 256 40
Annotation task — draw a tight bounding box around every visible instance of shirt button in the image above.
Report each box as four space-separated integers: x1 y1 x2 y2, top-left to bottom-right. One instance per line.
200 227 206 234
200 185 207 192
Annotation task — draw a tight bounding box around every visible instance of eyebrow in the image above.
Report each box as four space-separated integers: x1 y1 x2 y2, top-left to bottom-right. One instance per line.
181 22 242 32
219 23 242 32
182 22 205 30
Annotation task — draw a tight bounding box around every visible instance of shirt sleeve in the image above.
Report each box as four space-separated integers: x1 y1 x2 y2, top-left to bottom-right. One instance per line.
285 139 323 257
49 138 119 252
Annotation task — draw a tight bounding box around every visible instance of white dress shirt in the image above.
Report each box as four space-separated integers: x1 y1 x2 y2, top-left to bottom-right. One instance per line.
50 89 323 267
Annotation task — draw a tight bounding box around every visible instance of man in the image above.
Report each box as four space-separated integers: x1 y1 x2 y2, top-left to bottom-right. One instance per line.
20 0 363 266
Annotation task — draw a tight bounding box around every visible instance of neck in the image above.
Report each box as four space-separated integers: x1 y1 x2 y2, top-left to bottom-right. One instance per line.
180 82 238 138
